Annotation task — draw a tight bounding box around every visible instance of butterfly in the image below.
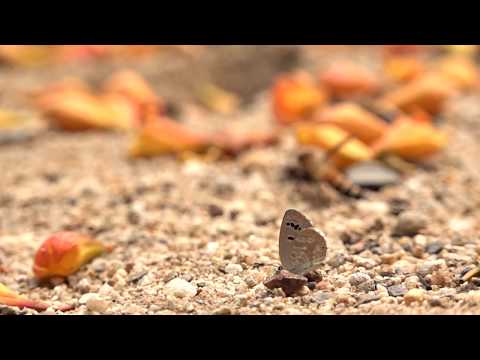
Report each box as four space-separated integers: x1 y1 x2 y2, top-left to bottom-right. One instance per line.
279 209 328 275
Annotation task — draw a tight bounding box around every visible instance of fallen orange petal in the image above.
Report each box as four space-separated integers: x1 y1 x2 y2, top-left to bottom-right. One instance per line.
296 123 373 169
128 116 211 158
0 283 49 311
272 71 328 125
379 73 458 115
103 69 163 120
210 129 279 156
33 232 108 280
319 61 380 99
314 103 388 145
373 116 448 161
435 55 479 91
383 45 424 56
384 56 425 84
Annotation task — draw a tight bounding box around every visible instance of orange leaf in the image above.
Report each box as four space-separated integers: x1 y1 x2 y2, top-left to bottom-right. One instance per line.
128 116 211 158
384 56 425 84
296 124 373 169
272 71 328 125
319 61 380 99
373 117 447 161
33 232 108 280
314 103 388 145
379 73 458 115
435 55 479 91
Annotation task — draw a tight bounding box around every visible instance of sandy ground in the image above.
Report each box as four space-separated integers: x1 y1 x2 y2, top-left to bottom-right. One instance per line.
1 46 480 315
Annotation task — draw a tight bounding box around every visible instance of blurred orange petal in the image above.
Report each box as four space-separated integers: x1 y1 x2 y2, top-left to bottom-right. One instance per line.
314 103 388 145
319 61 380 99
296 124 373 169
103 69 163 118
0 283 49 311
272 71 328 125
384 56 425 84
33 232 109 280
196 83 240 115
373 117 447 160
128 116 210 158
383 45 424 56
210 130 279 156
380 73 458 115
435 55 479 91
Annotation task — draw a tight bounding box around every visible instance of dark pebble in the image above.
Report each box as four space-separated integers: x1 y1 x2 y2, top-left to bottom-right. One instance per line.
208 204 224 218
263 270 308 297
389 198 410 216
426 242 444 255
127 210 141 225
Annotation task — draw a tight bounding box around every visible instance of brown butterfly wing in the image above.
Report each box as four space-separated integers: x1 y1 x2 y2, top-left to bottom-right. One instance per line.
279 209 314 273
288 227 327 274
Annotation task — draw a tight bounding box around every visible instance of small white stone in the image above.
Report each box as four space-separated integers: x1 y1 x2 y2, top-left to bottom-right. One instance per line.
77 278 91 293
80 293 109 313
164 278 197 298
225 263 243 275
357 201 389 216
349 272 371 287
205 242 219 254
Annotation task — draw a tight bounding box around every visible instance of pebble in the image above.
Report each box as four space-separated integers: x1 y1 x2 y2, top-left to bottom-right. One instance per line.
76 278 91 293
404 289 425 305
264 270 308 297
417 259 446 277
225 263 243 275
213 307 232 315
346 161 399 189
349 272 371 287
327 253 347 268
208 204 224 218
387 284 408 297
426 242 444 255
404 275 421 289
164 278 198 298
392 211 427 237
80 293 110 313
356 201 390 216
205 242 219 254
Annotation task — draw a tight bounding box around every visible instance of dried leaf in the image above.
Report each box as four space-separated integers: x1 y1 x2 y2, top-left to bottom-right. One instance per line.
319 61 380 99
296 124 373 169
314 103 388 145
128 116 211 158
380 73 458 115
0 283 49 311
33 232 109 280
384 56 425 83
272 71 328 125
373 117 448 161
